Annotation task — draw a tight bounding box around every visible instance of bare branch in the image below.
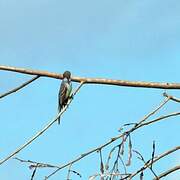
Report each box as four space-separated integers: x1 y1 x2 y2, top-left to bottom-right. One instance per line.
89 173 130 179
105 145 118 171
0 65 180 89
14 157 59 168
0 75 40 99
31 165 38 180
45 97 174 179
126 135 132 166
0 82 85 166
140 171 144 180
134 96 170 127
66 163 72 180
45 98 174 179
153 165 180 180
138 112 180 128
69 170 82 179
133 146 159 179
1 66 179 179
150 141 157 178
99 149 104 175
66 163 82 179
120 134 126 155
163 92 180 103
129 146 180 179
13 109 178 180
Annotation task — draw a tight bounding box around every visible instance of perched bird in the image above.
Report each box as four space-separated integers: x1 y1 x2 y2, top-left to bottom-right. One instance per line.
57 71 72 124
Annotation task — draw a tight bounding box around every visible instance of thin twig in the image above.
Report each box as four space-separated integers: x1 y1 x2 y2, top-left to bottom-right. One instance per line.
0 81 85 166
129 146 180 179
69 170 82 178
138 112 180 128
0 65 180 89
45 97 173 179
150 141 158 178
153 165 180 180
118 139 128 174
66 163 72 180
14 157 59 168
16 109 178 179
134 96 170 127
119 153 127 175
126 135 132 166
66 163 82 179
140 171 144 180
0 75 40 99
31 165 38 180
89 173 131 179
133 148 158 179
163 92 180 103
109 146 120 179
105 145 118 171
151 141 155 169
120 134 126 155
99 149 104 175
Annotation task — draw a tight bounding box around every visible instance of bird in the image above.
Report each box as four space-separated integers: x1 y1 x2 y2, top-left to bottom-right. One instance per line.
57 71 72 124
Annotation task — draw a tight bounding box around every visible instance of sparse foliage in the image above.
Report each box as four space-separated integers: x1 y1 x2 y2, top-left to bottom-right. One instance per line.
0 65 180 179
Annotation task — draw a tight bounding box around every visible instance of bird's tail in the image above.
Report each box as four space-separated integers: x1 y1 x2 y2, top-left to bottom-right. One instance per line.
57 116 60 125
57 105 61 125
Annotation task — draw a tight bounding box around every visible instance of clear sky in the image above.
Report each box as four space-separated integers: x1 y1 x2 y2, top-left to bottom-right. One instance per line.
0 0 180 179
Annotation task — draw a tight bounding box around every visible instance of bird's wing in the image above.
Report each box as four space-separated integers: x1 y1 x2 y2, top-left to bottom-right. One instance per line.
66 82 72 97
59 81 68 106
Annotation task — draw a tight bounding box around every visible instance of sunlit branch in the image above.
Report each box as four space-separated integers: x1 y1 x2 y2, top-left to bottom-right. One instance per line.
0 65 180 89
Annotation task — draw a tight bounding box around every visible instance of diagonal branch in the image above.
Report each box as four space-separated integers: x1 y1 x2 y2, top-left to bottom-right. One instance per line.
14 157 59 168
153 165 180 180
134 96 170 127
0 65 180 89
45 97 174 179
31 165 38 180
12 108 179 179
0 81 85 166
0 75 40 99
129 146 180 179
138 112 180 128
163 92 180 103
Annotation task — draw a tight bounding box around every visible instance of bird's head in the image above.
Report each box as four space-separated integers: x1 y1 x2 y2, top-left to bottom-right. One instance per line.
63 71 71 81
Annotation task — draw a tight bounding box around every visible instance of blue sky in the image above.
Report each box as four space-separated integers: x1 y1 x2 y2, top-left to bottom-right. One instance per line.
0 0 180 179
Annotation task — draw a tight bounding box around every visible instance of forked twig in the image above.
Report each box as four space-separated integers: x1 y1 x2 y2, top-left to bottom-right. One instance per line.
163 92 180 103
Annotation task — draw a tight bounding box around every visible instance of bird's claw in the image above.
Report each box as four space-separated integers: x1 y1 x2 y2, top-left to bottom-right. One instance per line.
70 94 74 99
